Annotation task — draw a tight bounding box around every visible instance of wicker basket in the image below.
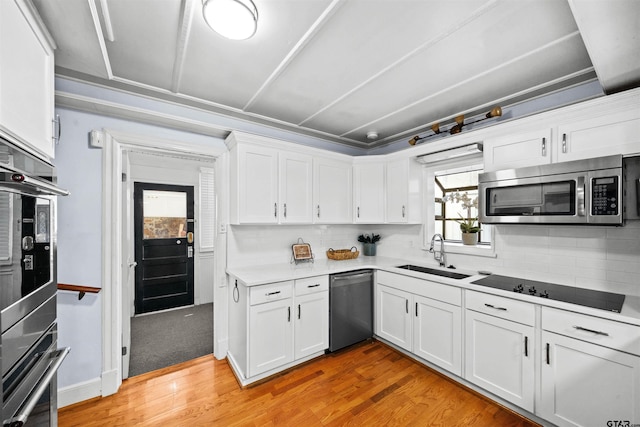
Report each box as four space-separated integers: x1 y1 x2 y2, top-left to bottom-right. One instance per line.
326 247 359 260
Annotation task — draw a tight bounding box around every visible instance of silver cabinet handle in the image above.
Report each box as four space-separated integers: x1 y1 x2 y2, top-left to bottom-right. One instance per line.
573 325 609 336
274 203 278 218
52 114 61 145
541 137 546 157
402 205 406 218
317 204 320 218
405 299 409 314
266 291 281 296
484 303 507 311
562 133 567 153
284 203 287 218
357 206 360 218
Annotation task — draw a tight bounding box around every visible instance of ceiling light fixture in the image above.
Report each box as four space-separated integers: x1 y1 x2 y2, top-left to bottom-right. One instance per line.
409 106 502 146
202 0 258 40
367 131 379 140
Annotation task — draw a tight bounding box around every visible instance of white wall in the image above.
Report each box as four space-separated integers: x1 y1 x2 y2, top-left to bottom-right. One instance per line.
54 107 225 399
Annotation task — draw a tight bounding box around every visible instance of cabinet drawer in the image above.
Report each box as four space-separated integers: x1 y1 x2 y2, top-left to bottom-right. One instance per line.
542 307 640 356
377 270 461 306
465 290 535 326
295 275 329 296
250 281 293 305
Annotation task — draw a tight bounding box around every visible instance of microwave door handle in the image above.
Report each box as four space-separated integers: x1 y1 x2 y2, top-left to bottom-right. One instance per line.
577 176 586 217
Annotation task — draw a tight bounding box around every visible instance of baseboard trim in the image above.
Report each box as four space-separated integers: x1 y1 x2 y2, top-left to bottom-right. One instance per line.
101 368 120 397
58 377 101 408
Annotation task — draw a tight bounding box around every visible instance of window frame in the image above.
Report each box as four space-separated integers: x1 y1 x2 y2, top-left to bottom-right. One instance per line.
422 155 496 258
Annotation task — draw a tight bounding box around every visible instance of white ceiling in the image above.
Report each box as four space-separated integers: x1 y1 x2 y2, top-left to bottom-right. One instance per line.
32 0 640 149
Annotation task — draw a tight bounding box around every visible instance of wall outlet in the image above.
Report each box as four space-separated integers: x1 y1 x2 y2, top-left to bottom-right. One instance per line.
219 223 227 233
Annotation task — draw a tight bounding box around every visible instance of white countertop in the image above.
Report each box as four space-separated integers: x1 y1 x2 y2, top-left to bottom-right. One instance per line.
227 256 640 327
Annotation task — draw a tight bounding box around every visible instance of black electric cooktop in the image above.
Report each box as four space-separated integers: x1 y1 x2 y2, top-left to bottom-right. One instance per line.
471 274 626 313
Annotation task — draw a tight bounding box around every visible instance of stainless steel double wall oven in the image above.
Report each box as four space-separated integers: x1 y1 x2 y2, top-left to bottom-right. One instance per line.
0 140 69 427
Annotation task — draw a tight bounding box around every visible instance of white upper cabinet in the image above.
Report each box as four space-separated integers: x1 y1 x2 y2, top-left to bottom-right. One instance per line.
385 159 409 223
279 151 313 224
0 0 56 160
556 109 640 162
235 144 279 224
483 128 553 172
385 158 422 224
353 161 385 223
313 157 352 223
230 139 312 224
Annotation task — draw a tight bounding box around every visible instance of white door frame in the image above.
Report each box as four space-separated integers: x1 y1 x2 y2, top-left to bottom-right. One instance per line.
101 129 225 396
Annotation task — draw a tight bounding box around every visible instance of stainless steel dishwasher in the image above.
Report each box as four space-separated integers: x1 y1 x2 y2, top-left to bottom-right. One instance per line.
329 269 373 352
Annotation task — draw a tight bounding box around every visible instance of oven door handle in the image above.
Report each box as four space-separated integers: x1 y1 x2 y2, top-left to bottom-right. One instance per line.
4 347 70 427
0 165 70 197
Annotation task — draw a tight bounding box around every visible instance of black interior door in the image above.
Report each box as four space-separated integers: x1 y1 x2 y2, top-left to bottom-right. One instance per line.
134 182 194 314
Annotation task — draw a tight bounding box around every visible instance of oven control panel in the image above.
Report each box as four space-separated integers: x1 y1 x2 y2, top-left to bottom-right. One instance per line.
591 176 618 215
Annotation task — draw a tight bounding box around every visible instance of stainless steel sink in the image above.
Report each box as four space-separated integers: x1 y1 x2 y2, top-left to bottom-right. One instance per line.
395 264 471 280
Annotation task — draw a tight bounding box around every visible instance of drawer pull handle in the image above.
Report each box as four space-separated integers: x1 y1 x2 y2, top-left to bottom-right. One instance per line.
573 325 609 336
307 284 320 288
266 291 281 296
484 303 507 311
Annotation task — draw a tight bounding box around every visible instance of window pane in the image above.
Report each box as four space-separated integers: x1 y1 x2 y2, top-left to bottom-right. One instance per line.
143 190 187 239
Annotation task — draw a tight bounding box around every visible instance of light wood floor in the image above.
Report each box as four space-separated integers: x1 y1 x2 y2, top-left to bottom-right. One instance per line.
59 341 540 426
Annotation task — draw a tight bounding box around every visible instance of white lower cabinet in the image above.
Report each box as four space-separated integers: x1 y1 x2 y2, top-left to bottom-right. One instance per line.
249 296 294 376
464 291 535 412
231 276 329 382
539 307 640 427
376 272 462 375
414 295 461 376
376 285 412 351
294 277 329 360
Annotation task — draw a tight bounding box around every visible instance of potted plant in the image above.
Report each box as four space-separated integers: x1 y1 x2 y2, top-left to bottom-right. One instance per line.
456 216 481 245
443 191 481 245
357 233 381 256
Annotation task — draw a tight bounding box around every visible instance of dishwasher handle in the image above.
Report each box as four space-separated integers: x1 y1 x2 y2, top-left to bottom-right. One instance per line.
331 272 372 282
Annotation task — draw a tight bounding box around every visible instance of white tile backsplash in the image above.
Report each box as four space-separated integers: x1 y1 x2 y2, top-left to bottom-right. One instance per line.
227 221 640 297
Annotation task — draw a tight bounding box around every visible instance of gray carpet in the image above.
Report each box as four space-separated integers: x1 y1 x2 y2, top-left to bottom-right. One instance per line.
129 303 213 377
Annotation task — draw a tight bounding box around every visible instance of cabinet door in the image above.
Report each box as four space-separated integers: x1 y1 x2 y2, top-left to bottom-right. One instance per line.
294 291 328 359
0 0 55 159
386 159 409 223
376 285 411 351
353 162 385 223
279 152 313 223
465 310 534 412
313 158 352 223
557 109 640 162
249 299 293 376
539 331 640 427
483 129 552 172
413 295 461 376
238 144 278 223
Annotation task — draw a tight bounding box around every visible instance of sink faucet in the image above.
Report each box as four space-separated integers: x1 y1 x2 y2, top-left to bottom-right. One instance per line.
429 234 446 267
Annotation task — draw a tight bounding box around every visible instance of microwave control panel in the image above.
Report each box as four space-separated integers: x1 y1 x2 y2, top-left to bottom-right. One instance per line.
591 176 619 215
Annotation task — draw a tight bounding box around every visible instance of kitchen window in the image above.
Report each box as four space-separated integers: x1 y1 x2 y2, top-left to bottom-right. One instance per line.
424 156 494 257
434 169 491 245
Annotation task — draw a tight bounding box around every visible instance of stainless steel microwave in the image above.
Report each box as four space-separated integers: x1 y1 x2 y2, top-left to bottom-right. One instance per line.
478 155 640 225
